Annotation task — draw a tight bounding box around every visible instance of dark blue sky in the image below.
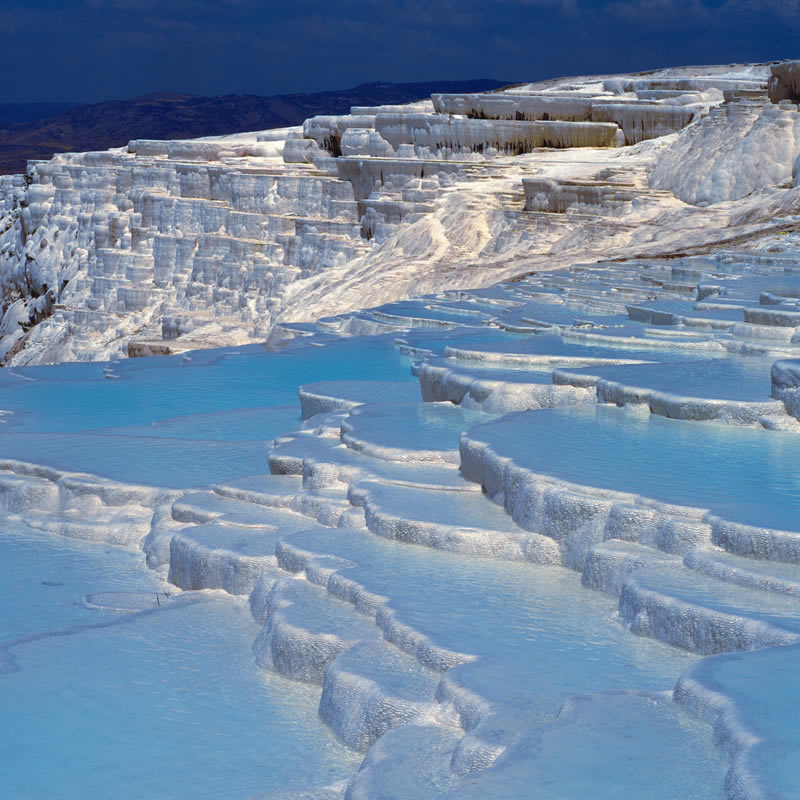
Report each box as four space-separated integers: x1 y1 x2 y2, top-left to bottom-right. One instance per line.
4 0 798 103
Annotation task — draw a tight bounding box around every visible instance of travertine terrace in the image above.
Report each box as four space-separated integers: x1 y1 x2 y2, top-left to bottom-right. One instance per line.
4 60 800 800
3 62 798 365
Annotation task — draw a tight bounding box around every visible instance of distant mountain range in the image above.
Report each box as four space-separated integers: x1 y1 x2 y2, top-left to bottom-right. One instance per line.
0 80 508 175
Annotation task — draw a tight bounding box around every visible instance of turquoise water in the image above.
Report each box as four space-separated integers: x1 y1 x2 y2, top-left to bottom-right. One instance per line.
0 336 416 488
442 332 712 363
0 337 415 435
0 313 776 799
344 402 489 456
398 326 524 355
0 431 275 488
0 525 163 642
372 299 495 326
283 526 697 719
561 357 775 401
465 405 800 531
683 644 800 798
0 524 359 800
0 338 416 796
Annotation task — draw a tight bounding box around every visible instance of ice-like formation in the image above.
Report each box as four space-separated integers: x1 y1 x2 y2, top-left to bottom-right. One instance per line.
768 60 800 103
2 61 795 366
6 59 800 800
308 111 619 159
522 176 667 216
0 127 374 363
0 458 173 546
5 241 800 797
650 99 800 205
432 89 717 145
298 380 421 419
373 114 619 155
675 642 800 799
592 100 701 145
771 357 800 419
418 356 595 413
432 91 596 121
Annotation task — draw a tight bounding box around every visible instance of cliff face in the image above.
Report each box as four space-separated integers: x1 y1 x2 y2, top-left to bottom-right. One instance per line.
5 61 800 367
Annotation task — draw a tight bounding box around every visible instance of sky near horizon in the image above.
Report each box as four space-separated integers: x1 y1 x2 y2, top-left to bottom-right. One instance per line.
4 0 797 104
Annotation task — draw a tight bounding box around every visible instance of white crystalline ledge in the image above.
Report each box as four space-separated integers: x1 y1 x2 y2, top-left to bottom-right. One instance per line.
650 101 800 205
